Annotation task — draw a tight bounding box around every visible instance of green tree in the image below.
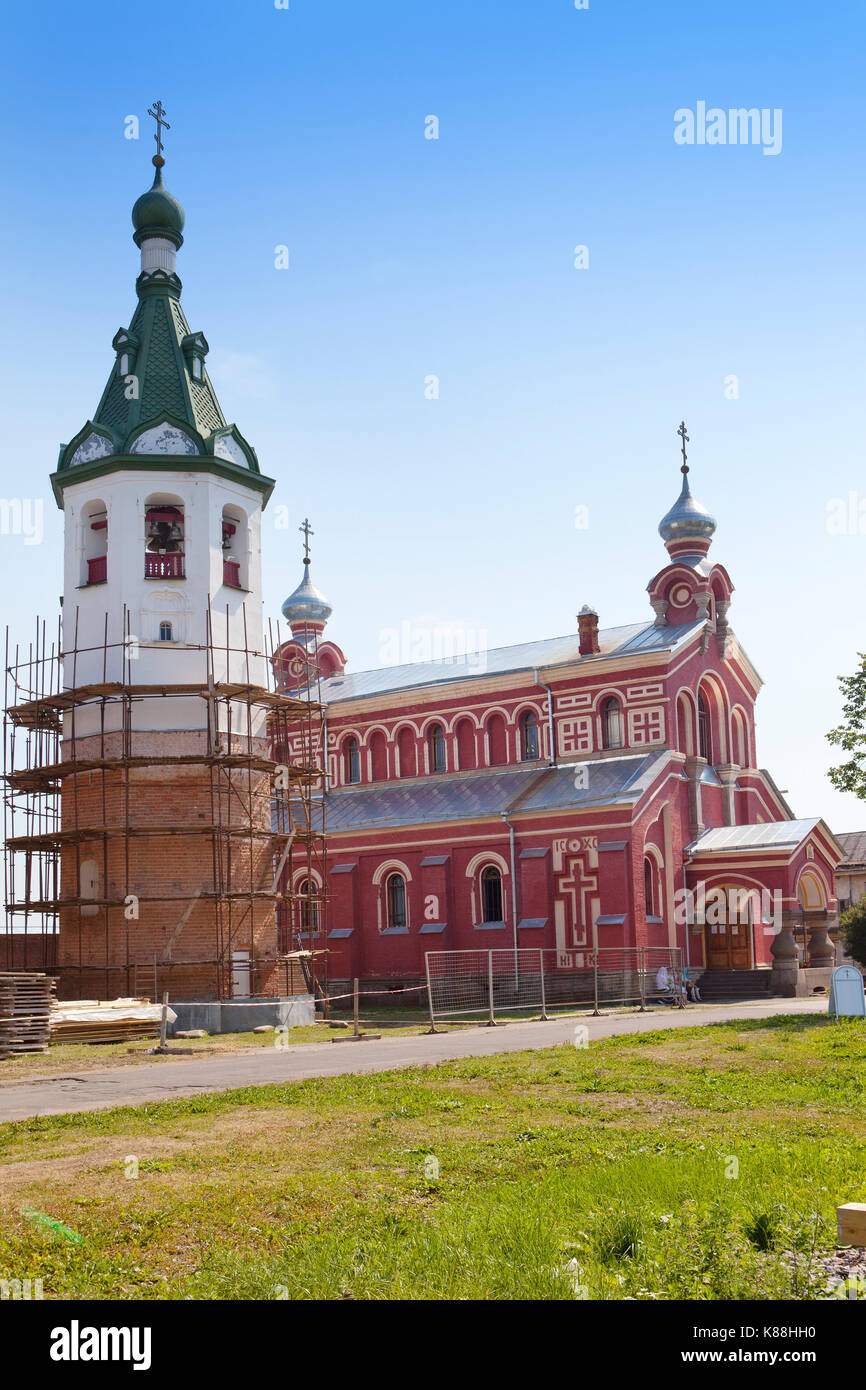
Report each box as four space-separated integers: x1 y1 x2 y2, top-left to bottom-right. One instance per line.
827 655 866 797
839 897 866 971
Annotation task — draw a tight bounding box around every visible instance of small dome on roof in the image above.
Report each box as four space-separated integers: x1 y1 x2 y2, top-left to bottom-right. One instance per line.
132 160 185 248
658 470 716 545
281 562 332 627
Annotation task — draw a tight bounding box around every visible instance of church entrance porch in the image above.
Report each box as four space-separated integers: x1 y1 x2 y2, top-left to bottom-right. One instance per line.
684 818 843 997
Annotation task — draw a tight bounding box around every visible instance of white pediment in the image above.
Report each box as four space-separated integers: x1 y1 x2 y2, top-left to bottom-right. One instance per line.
213 434 247 467
69 432 114 467
130 424 198 456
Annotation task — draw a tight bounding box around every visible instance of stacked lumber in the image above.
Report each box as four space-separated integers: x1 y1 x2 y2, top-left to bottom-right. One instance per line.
0 972 56 1058
50 998 163 1045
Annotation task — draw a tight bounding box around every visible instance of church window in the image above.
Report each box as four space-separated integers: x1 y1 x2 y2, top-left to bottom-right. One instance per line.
520 709 540 760
386 873 407 929
158 621 173 642
644 857 655 916
429 723 446 773
191 356 202 380
119 353 129 376
481 865 503 923
221 506 246 589
602 697 623 750
344 736 360 784
145 502 185 579
297 878 320 935
82 501 108 586
698 693 712 762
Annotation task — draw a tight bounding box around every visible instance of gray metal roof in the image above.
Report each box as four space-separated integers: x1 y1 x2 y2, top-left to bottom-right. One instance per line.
836 831 866 866
320 622 702 705
324 753 662 834
687 820 821 855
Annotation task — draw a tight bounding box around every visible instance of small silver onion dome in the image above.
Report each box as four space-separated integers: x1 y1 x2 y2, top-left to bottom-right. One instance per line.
658 470 716 544
281 562 333 626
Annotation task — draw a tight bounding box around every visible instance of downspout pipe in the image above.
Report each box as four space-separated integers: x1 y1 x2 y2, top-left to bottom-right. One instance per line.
502 811 519 956
681 850 693 971
534 668 556 766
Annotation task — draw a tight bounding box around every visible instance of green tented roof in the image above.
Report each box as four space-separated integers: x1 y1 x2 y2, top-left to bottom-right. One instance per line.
92 291 225 442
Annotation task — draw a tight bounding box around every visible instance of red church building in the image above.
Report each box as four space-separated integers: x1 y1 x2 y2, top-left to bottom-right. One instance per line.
274 446 841 1001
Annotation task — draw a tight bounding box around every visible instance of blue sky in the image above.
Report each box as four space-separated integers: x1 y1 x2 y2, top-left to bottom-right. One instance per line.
0 0 864 829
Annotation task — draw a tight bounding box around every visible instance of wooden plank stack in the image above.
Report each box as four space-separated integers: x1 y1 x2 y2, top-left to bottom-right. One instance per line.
50 998 161 1045
0 972 57 1058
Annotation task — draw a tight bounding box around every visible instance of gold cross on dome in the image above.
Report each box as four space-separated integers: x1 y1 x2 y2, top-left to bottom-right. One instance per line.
299 518 314 563
147 100 171 159
677 420 690 473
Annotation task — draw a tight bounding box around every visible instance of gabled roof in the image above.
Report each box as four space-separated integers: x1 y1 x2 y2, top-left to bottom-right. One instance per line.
324 752 664 833
687 819 822 854
320 621 703 705
836 831 866 866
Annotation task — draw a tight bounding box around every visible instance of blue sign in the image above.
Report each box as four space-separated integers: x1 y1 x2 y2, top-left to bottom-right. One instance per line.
829 965 866 1019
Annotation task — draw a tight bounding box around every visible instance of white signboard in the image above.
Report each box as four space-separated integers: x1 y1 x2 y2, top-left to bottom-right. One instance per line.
829 965 866 1019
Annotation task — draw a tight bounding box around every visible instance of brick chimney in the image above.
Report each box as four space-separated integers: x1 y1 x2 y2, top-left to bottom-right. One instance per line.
578 604 600 656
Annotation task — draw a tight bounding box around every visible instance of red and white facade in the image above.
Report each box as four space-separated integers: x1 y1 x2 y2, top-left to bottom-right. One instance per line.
273 469 843 998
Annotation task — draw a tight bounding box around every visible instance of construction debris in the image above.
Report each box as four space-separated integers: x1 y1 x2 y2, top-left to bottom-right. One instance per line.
50 998 173 1045
0 972 56 1057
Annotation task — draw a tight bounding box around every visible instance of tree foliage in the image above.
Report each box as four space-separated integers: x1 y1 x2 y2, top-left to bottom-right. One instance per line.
827 654 866 798
839 897 866 971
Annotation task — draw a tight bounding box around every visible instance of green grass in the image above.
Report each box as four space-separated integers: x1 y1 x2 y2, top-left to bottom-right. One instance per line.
0 1014 863 1300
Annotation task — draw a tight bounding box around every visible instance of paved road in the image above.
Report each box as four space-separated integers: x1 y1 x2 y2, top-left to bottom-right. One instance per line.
0 997 826 1123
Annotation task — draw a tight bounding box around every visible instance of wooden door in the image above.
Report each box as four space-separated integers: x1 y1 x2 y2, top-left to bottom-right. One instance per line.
705 914 752 970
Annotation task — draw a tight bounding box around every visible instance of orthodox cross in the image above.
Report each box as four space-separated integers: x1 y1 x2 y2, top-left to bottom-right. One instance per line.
677 420 690 474
147 100 171 160
299 517 313 564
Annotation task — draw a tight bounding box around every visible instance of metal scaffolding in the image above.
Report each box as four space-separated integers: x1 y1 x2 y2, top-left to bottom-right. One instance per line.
2 605 327 1004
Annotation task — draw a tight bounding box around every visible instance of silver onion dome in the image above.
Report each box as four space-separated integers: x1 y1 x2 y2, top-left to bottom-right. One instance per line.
658 471 717 544
281 563 333 625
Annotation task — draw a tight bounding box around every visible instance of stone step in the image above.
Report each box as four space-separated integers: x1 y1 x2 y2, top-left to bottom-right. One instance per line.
696 969 773 1000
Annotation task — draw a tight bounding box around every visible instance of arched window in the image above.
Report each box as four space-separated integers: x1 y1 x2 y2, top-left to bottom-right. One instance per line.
698 692 712 762
158 621 173 642
297 878 320 935
343 736 360 784
145 499 185 579
82 500 108 586
386 873 407 929
644 857 655 917
602 697 623 750
222 505 247 589
481 865 503 923
520 709 540 761
428 723 446 773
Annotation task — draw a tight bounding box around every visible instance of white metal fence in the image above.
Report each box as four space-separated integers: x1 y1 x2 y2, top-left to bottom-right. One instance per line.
424 946 685 1026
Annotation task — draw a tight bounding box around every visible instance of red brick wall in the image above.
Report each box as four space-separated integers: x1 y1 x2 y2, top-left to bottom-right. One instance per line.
56 732 282 1001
